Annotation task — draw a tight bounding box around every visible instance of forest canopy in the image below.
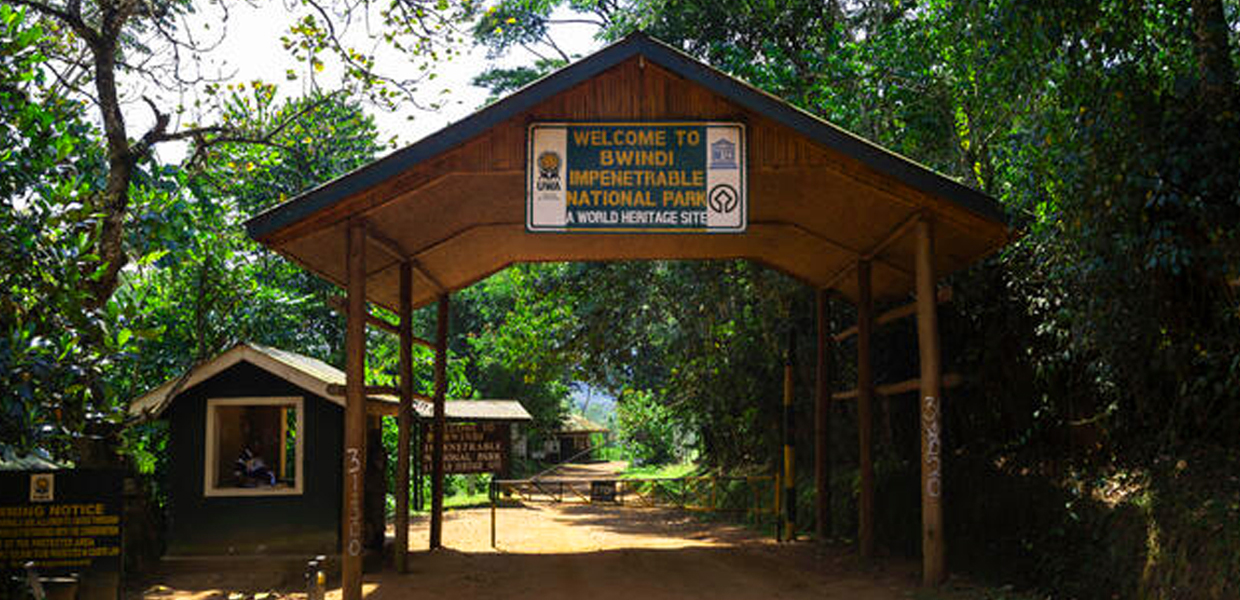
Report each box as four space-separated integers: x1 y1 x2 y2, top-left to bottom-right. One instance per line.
2 0 1239 595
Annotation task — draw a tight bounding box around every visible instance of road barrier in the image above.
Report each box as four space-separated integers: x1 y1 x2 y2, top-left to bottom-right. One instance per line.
488 474 780 548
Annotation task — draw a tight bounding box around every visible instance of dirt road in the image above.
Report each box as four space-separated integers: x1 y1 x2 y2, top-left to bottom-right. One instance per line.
385 503 924 600
138 465 932 600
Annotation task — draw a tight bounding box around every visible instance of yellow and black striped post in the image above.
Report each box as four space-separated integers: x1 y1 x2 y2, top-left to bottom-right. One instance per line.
783 330 796 541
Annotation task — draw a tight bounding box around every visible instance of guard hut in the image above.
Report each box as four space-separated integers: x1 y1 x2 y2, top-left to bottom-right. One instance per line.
128 343 399 559
129 342 533 562
243 32 1011 595
551 415 608 463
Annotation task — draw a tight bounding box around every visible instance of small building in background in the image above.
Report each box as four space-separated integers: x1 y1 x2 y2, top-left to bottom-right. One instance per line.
129 342 530 560
528 414 609 463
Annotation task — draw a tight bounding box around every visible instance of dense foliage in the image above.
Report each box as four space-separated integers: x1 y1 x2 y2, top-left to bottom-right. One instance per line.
1 5 133 458
3 0 1240 596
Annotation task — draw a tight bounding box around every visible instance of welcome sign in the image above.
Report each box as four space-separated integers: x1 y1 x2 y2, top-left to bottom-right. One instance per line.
421 422 509 475
527 122 746 233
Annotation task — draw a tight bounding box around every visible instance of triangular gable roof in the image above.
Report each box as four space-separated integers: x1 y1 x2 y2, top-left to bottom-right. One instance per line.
410 399 532 422
0 446 66 471
129 342 351 417
560 413 608 434
245 32 1010 309
129 342 533 422
247 32 1002 240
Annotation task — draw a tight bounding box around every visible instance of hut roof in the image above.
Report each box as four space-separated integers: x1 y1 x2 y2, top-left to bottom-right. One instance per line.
560 414 608 434
128 342 530 422
409 398 532 422
0 446 65 471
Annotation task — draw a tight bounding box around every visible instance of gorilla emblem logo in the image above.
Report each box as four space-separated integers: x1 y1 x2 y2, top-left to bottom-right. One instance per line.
537 151 561 179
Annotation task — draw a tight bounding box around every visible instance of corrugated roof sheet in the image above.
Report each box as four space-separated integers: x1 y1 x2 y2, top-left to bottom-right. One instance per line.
0 446 65 471
560 413 608 433
408 398 533 422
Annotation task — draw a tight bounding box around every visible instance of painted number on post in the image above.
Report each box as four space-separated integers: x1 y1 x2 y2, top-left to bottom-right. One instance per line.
346 447 363 557
922 396 941 499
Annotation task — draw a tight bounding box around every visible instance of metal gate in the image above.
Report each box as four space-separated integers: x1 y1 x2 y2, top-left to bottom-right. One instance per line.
487 474 781 548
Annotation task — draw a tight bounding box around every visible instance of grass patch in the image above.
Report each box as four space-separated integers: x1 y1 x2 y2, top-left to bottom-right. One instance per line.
444 490 491 509
409 491 492 513
620 462 698 479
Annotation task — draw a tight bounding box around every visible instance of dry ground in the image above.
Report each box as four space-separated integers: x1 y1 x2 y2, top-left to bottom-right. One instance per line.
383 503 925 600
136 463 955 600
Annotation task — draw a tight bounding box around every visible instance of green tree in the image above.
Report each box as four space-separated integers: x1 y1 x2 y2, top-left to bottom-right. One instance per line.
0 4 147 457
116 90 388 401
615 388 679 466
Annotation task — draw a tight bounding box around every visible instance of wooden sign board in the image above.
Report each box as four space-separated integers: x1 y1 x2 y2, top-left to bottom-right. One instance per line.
590 481 617 503
421 422 509 475
527 122 747 233
0 469 123 579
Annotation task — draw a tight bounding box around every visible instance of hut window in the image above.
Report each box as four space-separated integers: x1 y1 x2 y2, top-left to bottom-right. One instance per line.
203 397 304 496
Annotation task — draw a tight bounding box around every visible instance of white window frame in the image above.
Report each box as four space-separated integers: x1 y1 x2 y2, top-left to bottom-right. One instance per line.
203 396 305 497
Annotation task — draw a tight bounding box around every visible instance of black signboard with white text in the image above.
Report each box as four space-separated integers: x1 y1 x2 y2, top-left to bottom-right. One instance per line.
0 469 123 577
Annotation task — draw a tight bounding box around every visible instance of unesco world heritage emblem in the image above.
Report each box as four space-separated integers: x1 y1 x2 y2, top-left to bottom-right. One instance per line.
708 184 739 214
709 138 737 170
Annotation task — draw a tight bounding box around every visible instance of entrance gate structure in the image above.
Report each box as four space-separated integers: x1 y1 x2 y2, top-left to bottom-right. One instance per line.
245 32 1009 600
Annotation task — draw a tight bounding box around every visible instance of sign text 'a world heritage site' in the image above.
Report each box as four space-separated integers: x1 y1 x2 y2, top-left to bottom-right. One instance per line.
527 122 747 233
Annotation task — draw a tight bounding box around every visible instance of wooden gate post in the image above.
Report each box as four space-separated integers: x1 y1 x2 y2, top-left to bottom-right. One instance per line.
395 262 413 571
915 219 946 585
814 289 832 541
782 331 796 541
342 220 366 600
856 260 875 559
429 294 449 549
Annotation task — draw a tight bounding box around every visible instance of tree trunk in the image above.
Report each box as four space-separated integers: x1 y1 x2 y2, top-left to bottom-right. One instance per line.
87 32 135 309
1192 0 1235 115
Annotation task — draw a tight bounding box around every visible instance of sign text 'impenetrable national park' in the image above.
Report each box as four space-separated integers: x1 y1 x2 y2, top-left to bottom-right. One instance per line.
527 122 746 233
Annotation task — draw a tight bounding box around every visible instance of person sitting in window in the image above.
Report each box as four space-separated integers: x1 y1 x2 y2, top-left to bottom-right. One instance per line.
234 446 276 487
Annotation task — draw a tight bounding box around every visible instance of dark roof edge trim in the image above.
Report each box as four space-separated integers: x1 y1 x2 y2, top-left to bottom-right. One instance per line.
246 32 1006 241
245 35 651 240
640 37 1008 226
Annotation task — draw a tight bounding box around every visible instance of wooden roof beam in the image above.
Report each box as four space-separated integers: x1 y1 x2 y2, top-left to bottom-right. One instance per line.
834 286 952 343
761 221 912 279
326 383 431 400
819 211 927 293
327 295 434 348
364 226 447 293
831 373 963 401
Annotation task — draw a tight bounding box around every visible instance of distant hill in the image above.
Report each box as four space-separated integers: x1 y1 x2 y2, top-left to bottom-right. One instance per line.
571 385 616 428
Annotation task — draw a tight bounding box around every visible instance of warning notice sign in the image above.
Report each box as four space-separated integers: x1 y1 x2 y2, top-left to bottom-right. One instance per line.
527 122 746 233
0 470 123 576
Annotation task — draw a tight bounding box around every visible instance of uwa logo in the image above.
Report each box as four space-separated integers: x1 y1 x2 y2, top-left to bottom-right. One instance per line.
536 151 562 191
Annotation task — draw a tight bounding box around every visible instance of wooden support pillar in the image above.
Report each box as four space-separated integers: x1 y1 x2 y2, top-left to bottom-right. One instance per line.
364 415 387 551
814 289 833 541
414 423 423 511
856 260 875 559
782 331 796 541
429 294 449 549
342 221 366 600
395 262 413 572
915 219 946 585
